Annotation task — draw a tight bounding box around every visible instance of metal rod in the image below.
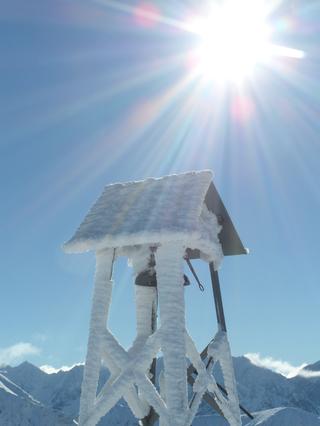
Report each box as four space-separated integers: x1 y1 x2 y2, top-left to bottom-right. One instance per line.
109 248 116 280
216 383 254 420
185 258 204 291
209 262 227 332
187 363 224 417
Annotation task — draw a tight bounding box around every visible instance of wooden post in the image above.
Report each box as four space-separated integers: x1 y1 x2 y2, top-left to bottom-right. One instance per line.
155 243 188 426
79 249 114 426
209 262 227 332
136 286 158 426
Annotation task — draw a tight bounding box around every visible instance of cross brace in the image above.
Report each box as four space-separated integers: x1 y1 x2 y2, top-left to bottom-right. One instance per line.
139 262 253 425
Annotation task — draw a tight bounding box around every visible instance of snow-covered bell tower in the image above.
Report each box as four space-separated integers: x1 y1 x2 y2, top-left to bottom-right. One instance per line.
63 170 247 426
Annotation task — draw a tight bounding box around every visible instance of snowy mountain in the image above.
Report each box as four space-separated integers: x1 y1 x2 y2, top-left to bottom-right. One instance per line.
3 361 84 418
290 361 320 415
0 371 71 425
194 408 320 426
234 356 320 414
1 357 320 425
245 407 320 426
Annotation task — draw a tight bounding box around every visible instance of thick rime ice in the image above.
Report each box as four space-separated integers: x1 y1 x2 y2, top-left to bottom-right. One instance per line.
127 245 155 276
134 285 158 412
135 286 157 337
63 171 221 261
155 243 188 426
189 205 223 267
68 171 239 426
207 331 241 425
79 249 114 426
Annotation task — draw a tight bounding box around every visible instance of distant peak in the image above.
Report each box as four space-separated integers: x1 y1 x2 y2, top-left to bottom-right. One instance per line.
18 361 36 368
20 361 31 365
303 360 320 372
15 361 42 372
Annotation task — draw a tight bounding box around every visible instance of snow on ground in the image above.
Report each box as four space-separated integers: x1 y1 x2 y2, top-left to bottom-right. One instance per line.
245 407 320 425
0 372 71 426
194 408 320 426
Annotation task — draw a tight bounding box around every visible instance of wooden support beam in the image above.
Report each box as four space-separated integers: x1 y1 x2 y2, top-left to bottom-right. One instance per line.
209 262 227 332
139 296 158 426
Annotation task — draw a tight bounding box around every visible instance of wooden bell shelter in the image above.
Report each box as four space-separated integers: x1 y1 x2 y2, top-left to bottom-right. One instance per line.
63 170 248 426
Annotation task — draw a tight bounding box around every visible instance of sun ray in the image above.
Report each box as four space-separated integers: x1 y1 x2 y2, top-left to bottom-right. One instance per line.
20 0 309 228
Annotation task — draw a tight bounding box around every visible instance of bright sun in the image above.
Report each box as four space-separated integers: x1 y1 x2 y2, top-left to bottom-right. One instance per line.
190 0 272 84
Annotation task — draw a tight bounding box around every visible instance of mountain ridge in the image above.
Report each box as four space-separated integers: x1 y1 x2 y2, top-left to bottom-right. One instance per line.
1 356 320 425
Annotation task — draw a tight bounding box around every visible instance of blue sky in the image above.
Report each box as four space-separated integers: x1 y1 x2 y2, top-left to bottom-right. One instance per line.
1 0 319 372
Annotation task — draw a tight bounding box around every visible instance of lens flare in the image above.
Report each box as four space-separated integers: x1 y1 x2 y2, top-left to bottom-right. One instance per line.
190 0 272 84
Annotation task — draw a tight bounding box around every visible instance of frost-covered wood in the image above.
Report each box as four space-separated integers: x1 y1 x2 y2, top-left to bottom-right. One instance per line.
65 171 241 426
155 242 188 426
207 331 241 425
79 249 114 426
135 285 157 414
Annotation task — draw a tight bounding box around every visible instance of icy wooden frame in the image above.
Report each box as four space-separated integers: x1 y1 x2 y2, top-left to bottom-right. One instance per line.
63 172 248 426
78 245 242 426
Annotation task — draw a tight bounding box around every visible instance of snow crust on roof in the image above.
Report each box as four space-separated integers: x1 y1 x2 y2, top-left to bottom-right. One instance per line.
64 171 220 260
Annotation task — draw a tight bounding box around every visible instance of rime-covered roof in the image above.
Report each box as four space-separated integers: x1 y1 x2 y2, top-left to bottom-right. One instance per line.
64 171 216 254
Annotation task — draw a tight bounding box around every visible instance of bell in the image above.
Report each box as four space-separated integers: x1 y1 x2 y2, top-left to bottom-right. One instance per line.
135 268 190 287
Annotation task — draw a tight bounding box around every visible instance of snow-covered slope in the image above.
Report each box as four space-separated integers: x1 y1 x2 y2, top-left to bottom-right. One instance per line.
0 372 71 425
195 355 320 418
2 361 109 422
245 407 320 425
233 356 315 414
1 357 320 425
290 361 320 415
243 356 320 415
193 408 320 426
